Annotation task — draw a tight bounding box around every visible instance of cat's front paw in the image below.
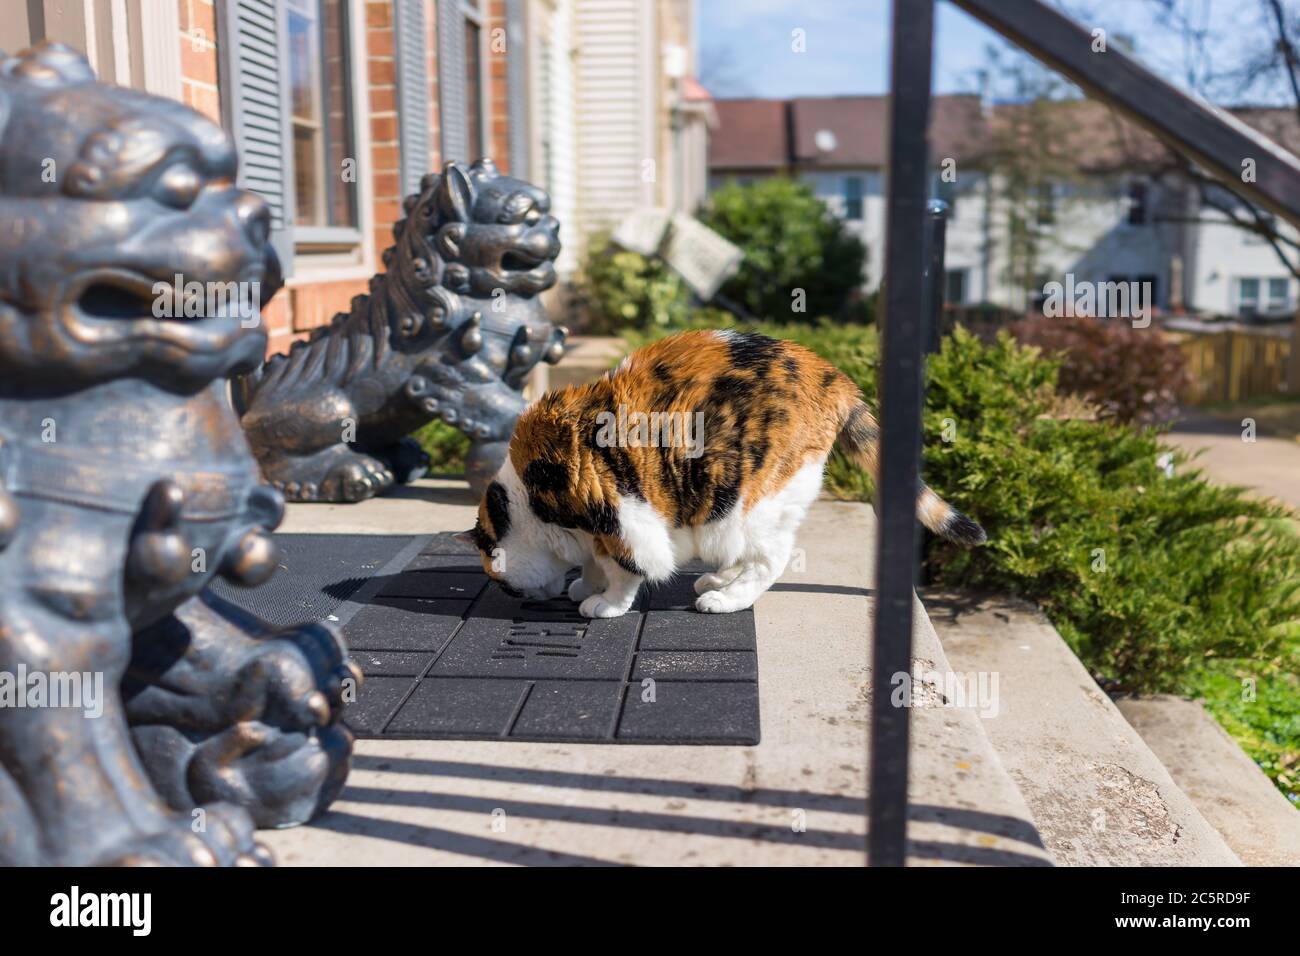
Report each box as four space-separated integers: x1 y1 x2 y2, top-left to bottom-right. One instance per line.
568 577 598 602
579 594 632 618
695 591 750 614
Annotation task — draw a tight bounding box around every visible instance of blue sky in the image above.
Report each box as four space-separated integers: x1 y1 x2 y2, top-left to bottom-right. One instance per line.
697 0 1276 103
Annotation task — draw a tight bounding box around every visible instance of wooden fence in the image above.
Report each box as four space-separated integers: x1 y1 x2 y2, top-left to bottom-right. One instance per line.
1164 320 1294 406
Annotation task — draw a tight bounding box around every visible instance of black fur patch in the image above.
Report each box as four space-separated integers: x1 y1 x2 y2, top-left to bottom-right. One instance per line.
727 331 782 374
840 403 879 453
941 510 988 547
522 460 569 493
613 551 642 575
587 502 620 536
469 523 496 555
713 374 750 404
707 480 741 522
484 481 511 541
597 443 642 498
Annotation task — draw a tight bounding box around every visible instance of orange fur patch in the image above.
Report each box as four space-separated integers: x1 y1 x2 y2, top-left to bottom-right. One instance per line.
507 331 862 531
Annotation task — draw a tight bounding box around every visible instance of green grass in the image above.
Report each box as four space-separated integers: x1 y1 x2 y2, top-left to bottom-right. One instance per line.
1190 660 1300 805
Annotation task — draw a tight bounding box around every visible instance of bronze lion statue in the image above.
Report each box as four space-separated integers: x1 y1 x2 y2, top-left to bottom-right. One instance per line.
232 157 569 501
0 43 354 866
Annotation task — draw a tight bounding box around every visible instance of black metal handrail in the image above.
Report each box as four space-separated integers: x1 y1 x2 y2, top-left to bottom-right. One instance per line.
870 0 1300 866
871 0 936 868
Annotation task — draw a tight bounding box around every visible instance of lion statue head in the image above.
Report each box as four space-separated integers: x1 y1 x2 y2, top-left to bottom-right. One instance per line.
0 42 281 391
386 157 561 306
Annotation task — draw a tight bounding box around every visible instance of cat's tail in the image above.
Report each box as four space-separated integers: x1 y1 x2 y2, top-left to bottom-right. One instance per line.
835 400 987 547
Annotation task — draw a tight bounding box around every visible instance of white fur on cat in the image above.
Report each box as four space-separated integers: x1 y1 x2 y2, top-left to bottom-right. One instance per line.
488 454 826 618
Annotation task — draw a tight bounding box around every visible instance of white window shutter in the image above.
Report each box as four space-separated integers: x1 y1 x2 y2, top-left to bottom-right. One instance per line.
394 0 432 196
438 0 468 163
506 0 529 178
217 0 296 277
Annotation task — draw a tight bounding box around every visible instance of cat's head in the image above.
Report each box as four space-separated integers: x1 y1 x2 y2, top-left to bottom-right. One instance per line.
455 460 573 600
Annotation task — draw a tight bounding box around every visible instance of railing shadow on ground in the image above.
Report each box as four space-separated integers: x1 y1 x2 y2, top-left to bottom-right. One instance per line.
291 756 1049 867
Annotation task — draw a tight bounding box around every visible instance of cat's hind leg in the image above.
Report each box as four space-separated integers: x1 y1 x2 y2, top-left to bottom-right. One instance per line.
694 547 790 613
693 565 743 595
694 457 822 613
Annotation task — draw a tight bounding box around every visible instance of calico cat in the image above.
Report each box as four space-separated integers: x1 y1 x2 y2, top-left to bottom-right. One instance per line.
456 330 985 618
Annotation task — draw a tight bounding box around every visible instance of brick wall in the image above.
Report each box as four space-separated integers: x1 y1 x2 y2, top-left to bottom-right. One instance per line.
487 0 510 172
179 2 220 124
366 0 402 260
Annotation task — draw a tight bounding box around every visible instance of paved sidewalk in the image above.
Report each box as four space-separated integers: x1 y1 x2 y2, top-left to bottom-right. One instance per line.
1165 416 1300 511
261 480 1047 866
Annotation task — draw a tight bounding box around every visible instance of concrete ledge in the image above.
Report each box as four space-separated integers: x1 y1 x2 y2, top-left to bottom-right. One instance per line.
258 484 1048 865
927 590 1241 867
1115 694 1300 867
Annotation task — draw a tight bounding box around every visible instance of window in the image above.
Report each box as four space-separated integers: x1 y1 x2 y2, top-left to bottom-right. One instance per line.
844 176 863 220
1269 277 1290 311
1127 181 1148 225
1237 278 1261 315
286 0 358 230
1036 182 1055 225
1235 277 1291 316
441 0 489 162
464 16 484 159
945 268 968 305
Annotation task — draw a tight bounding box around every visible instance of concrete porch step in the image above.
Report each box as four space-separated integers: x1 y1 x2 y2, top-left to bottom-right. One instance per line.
262 489 1051 865
1114 695 1300 867
924 590 1241 866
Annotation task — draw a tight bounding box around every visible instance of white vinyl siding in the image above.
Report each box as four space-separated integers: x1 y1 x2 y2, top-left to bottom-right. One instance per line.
394 0 432 197
573 0 655 239
532 0 578 275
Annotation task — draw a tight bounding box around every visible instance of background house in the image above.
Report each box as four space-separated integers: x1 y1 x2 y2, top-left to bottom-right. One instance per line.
709 93 1300 320
2 0 709 353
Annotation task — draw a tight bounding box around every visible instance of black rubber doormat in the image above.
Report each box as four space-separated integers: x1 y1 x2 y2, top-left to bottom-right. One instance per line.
212 532 760 745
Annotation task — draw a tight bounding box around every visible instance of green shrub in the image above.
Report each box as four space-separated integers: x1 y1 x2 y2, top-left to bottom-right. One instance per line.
1009 314 1190 424
576 232 692 333
917 328 1300 692
412 419 469 474
699 178 867 321
659 320 1300 697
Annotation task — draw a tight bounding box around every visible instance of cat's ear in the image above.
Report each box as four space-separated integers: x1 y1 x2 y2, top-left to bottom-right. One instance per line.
453 530 477 548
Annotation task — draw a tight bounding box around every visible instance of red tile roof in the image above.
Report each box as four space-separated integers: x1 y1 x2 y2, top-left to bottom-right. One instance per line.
707 98 790 169
710 94 1300 173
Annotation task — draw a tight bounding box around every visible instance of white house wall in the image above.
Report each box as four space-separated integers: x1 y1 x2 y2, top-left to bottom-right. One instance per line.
1185 212 1298 316
573 0 656 241
713 166 1297 316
